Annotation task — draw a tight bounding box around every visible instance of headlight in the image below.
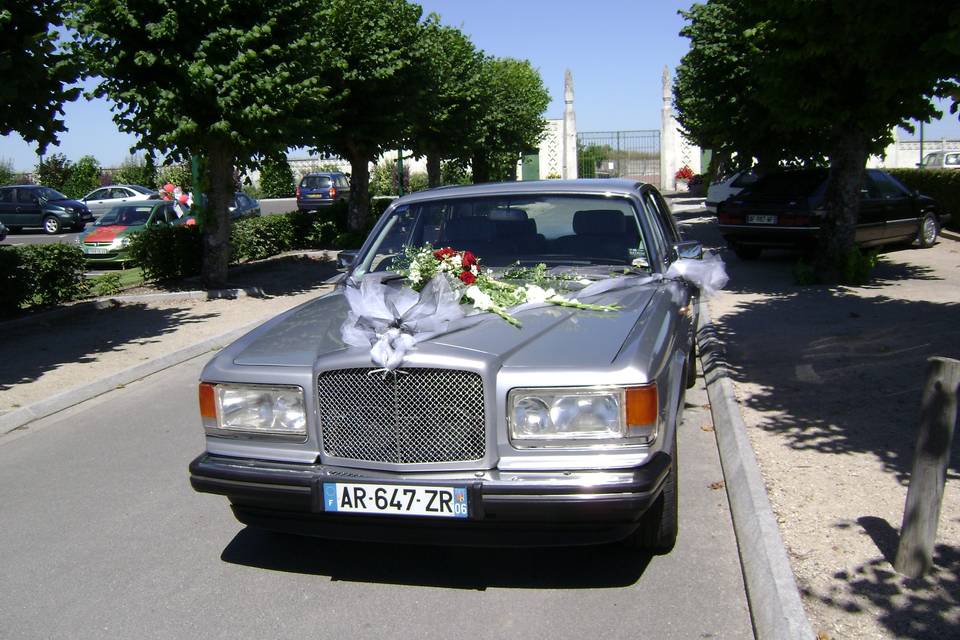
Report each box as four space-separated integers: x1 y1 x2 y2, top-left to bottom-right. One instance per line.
508 385 657 447
109 237 130 249
198 383 306 437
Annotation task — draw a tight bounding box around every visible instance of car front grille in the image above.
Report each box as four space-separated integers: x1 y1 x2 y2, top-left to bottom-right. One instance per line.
318 368 486 465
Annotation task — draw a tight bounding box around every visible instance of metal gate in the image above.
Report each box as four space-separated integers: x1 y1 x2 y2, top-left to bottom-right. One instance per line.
577 130 660 184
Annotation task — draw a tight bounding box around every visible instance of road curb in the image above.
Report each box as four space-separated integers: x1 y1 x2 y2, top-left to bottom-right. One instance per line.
0 287 266 332
0 319 264 436
697 303 815 640
941 228 960 242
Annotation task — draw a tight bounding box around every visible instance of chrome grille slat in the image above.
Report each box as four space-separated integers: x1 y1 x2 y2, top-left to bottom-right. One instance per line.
318 368 485 464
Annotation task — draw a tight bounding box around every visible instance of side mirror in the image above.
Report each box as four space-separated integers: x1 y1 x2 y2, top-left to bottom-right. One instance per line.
673 240 703 261
337 249 358 270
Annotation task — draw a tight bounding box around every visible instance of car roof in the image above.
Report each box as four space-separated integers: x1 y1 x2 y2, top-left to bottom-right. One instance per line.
393 179 649 205
303 172 344 177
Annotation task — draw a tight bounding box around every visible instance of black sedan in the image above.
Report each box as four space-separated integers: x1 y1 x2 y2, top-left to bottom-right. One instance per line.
717 169 948 259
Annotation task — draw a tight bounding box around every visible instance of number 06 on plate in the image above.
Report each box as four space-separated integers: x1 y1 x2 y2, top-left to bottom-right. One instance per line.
322 482 469 518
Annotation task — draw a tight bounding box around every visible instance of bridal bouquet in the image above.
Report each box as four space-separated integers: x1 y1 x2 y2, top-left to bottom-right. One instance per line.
398 245 618 327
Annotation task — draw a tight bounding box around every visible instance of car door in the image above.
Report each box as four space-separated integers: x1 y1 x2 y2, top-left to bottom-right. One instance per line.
854 175 886 244
336 174 351 200
16 188 43 228
868 170 917 242
84 188 112 216
0 187 16 227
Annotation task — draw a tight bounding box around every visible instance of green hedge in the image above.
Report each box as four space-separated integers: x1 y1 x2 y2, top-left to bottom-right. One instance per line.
128 225 204 282
0 244 89 316
888 168 960 231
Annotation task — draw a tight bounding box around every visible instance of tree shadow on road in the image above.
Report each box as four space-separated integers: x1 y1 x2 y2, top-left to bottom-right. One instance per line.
220 527 651 590
153 253 339 297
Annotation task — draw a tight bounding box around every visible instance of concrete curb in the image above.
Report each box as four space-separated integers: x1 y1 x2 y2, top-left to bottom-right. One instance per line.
0 319 264 436
0 287 266 332
941 228 960 242
697 303 815 640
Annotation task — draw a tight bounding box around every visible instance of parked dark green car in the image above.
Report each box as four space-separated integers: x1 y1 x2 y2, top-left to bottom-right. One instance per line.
0 185 94 234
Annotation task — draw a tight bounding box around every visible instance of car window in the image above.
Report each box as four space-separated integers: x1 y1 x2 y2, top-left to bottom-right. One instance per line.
922 153 942 167
945 153 960 166
301 175 332 189
127 184 153 195
867 170 907 199
731 171 758 188
88 188 109 200
744 170 828 198
111 188 132 199
337 175 349 188
111 205 153 225
0 188 13 203
17 189 37 204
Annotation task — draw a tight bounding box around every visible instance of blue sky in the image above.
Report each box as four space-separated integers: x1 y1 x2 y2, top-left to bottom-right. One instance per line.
2 0 958 170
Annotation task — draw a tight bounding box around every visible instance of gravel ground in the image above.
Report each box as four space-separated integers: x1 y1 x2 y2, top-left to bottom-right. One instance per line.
673 200 960 640
0 252 338 415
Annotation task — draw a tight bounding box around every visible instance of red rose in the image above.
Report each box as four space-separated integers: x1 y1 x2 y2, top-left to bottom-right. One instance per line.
433 247 455 260
462 251 477 268
459 271 476 285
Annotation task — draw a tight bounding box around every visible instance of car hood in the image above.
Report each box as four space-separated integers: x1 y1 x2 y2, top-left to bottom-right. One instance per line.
231 282 659 369
49 198 87 210
82 224 141 242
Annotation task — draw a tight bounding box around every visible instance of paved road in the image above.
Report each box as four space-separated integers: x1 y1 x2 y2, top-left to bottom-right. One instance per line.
0 353 751 640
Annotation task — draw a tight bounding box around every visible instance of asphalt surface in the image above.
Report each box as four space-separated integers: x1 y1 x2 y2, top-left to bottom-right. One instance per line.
0 352 752 640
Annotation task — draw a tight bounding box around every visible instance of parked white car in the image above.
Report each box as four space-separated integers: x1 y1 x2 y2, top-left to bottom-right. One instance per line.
81 184 159 219
920 151 960 169
705 170 758 212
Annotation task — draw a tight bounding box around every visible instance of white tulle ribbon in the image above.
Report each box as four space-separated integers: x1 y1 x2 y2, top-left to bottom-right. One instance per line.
340 253 728 370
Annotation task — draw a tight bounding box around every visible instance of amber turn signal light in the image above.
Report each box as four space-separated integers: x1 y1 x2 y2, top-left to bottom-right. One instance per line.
198 383 217 420
625 385 658 425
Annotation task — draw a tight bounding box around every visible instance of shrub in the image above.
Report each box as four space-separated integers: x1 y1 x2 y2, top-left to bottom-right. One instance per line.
156 162 193 192
35 153 73 191
259 157 295 198
17 244 90 306
887 168 960 231
91 272 124 297
230 215 297 261
441 160 471 185
409 172 429 193
0 157 16 186
128 225 203 282
113 154 157 189
62 155 103 199
0 247 29 316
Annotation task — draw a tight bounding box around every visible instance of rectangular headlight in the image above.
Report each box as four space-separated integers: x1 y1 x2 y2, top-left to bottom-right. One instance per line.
199 383 306 436
508 385 657 448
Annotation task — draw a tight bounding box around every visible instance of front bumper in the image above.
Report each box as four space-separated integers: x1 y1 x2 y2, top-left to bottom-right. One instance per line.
190 452 671 546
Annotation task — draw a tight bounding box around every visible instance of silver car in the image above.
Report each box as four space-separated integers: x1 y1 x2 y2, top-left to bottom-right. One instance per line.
190 180 705 552
82 184 158 219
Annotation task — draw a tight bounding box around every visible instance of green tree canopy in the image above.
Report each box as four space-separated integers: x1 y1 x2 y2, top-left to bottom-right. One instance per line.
676 0 960 280
72 0 335 287
467 57 550 183
310 0 425 232
62 155 102 199
0 1 80 151
408 19 485 188
259 156 295 198
35 153 73 191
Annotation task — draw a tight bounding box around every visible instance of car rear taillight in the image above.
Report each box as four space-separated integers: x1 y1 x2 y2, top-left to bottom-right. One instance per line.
329 186 337 199
296 186 301 198
718 211 745 224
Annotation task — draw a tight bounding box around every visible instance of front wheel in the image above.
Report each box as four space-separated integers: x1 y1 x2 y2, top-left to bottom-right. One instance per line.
918 212 939 248
622 435 678 554
42 216 62 234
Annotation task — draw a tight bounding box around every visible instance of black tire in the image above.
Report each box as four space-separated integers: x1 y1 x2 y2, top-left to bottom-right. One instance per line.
42 215 62 235
686 345 697 389
73 223 86 232
733 244 762 260
917 212 939 248
622 433 678 554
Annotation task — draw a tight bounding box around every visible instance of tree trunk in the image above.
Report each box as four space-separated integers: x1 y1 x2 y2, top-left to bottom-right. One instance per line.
201 142 234 289
471 153 490 184
348 152 371 233
816 131 869 282
427 152 441 188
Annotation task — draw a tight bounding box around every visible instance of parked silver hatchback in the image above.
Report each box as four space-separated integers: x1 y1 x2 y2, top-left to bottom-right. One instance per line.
190 179 724 552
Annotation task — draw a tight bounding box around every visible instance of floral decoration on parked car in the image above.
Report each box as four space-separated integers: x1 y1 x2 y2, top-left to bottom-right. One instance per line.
675 165 695 181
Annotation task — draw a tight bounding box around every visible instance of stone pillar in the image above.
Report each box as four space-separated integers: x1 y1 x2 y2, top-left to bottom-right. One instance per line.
562 69 578 179
660 66 674 191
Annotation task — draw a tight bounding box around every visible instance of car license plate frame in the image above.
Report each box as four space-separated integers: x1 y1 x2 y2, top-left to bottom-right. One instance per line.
84 246 111 255
322 481 470 519
747 214 778 225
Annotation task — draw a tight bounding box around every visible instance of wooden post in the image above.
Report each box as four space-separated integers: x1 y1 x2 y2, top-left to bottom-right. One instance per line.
894 357 960 578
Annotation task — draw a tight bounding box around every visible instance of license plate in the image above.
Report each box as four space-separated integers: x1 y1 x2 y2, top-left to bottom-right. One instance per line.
84 246 111 254
307 193 322 198
747 214 777 225
322 482 469 519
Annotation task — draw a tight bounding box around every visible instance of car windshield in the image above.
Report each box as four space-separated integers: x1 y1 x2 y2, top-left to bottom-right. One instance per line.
301 175 333 189
36 187 68 201
354 194 649 277
97 205 153 226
